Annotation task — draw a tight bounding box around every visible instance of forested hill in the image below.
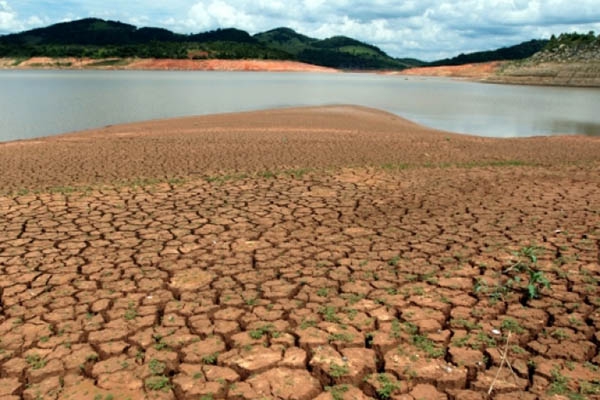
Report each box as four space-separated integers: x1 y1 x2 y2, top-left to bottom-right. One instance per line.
0 18 422 70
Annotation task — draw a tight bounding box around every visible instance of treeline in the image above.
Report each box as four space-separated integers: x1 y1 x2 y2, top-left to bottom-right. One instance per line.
298 49 407 69
430 39 548 66
545 31 599 50
0 42 290 60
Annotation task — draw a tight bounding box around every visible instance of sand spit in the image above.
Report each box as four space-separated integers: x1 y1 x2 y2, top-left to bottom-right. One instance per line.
1 105 599 192
0 57 338 72
0 106 599 399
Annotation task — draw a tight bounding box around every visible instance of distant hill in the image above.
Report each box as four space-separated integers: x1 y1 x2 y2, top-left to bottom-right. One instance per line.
0 18 422 70
486 31 600 87
256 28 421 69
430 39 548 66
254 27 316 55
529 31 600 63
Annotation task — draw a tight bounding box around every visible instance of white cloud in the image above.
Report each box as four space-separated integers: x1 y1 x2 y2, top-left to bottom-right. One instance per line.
187 1 259 31
0 1 48 34
0 0 20 32
180 0 600 59
2 0 600 60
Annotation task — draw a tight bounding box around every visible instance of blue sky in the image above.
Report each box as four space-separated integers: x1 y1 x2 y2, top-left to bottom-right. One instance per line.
1 0 599 60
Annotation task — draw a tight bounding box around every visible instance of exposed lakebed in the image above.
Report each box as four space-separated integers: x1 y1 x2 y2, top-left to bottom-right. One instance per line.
1 70 599 142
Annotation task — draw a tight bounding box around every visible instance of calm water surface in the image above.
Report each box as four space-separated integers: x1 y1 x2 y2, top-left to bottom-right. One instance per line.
1 70 599 142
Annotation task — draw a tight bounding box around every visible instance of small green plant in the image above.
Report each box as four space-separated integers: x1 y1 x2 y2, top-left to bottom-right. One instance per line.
388 256 400 266
328 333 353 343
202 353 218 365
329 362 349 378
473 332 496 349
346 293 364 305
501 318 525 334
374 374 400 399
452 334 470 348
385 287 398 295
148 359 166 375
316 287 329 297
511 345 527 354
345 308 358 320
476 246 551 303
403 321 418 335
550 329 570 340
390 319 402 339
547 367 570 396
26 354 46 370
584 362 599 372
249 330 263 339
505 246 550 300
152 334 168 350
193 372 203 380
135 350 145 363
299 319 316 329
412 286 425 296
473 278 510 303
411 334 444 358
325 385 349 400
451 318 482 330
145 375 171 392
248 324 274 339
580 380 600 396
124 308 137 321
319 306 340 323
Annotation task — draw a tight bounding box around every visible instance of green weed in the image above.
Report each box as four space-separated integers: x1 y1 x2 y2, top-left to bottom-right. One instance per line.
145 375 171 392
26 354 46 370
202 353 218 365
325 385 349 400
329 363 349 378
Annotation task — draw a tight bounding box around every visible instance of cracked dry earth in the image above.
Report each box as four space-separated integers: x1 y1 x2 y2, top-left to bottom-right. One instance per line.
0 108 600 400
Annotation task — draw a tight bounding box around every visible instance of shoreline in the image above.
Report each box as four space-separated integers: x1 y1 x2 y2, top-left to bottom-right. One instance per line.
0 57 338 73
3 56 599 87
397 60 600 88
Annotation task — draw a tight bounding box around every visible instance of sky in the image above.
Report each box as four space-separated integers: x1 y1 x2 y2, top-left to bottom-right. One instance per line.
1 0 599 61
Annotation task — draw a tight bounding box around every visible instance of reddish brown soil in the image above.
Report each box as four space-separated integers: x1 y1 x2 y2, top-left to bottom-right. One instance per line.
0 106 599 399
1 105 599 193
0 57 337 72
396 61 503 79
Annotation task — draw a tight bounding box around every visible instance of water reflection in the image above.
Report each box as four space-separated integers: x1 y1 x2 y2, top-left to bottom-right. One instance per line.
548 120 600 136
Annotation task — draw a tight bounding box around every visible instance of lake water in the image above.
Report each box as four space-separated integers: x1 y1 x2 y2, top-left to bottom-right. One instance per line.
1 70 599 142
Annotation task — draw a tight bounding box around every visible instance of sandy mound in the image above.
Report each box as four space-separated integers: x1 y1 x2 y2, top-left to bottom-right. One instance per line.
1 105 599 192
